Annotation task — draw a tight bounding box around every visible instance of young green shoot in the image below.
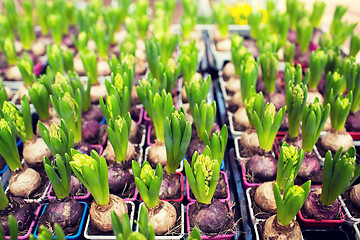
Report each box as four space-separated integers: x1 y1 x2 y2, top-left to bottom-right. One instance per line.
276 143 304 191
107 113 131 163
44 154 71 199
50 91 82 143
212 0 231 38
136 77 160 120
284 64 308 139
164 107 192 174
1 37 17 65
302 98 330 153
17 53 35 87
47 44 65 74
321 146 360 206
329 90 353 132
180 0 197 39
193 101 217 143
38 121 74 160
274 180 311 226
284 41 295 64
296 17 313 54
0 183 9 210
17 17 35 51
239 56 258 104
70 149 109 205
286 0 306 30
258 52 279 95
179 41 199 84
48 13 63 44
0 119 21 171
350 34 360 57
310 1 326 28
342 57 360 113
308 50 328 90
324 72 344 106
245 92 286 152
28 82 50 120
132 160 163 209
185 74 211 116
30 224 66 240
4 0 18 30
91 21 110 59
136 204 156 240
2 97 33 143
0 215 19 240
72 32 89 54
248 12 262 40
330 5 348 35
203 125 228 167
36 1 49 35
184 148 221 204
81 51 98 85
231 34 251 75
159 58 181 94
68 73 91 113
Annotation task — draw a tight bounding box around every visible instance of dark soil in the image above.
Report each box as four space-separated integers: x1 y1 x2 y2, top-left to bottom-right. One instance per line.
0 156 6 170
87 202 133 236
186 137 205 161
249 186 275 220
130 105 140 123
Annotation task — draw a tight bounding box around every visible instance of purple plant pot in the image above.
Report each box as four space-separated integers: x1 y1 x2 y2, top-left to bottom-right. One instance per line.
144 111 151 123
5 202 41 240
186 200 235 240
123 187 139 202
33 61 45 77
186 171 230 203
91 145 103 156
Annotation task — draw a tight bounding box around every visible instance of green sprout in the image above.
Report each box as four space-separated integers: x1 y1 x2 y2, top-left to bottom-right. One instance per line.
43 154 71 199
276 143 304 191
330 5 347 34
2 97 33 143
36 1 49 35
132 161 163 208
342 57 360 113
248 12 262 39
1 37 17 65
81 51 98 85
28 82 50 120
310 1 326 28
245 92 286 151
71 149 109 205
47 44 65 74
350 34 360 57
50 91 82 143
284 64 308 139
179 41 199 84
136 77 160 120
0 182 9 210
324 72 344 106
324 49 342 74
38 122 74 160
164 107 192 174
212 0 231 38
91 21 110 59
132 0 150 39
258 52 279 95
184 148 220 204
193 101 217 143
136 204 156 240
185 74 211 116
302 98 330 153
329 91 353 132
48 13 63 44
231 34 251 75
153 0 176 36
76 7 96 33
180 0 197 39
286 0 306 30
17 53 35 87
30 224 66 240
107 113 131 163
284 41 295 64
4 0 18 30
17 17 35 51
0 81 8 111
296 17 313 53
321 146 360 206
308 50 328 90
239 56 258 104
68 73 91 112
203 125 228 167
274 180 311 226
0 215 19 240
72 32 89 54
159 58 181 94
0 119 21 171
187 227 202 240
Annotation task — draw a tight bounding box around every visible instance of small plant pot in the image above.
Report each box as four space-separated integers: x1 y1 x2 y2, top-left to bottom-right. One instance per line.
144 146 183 172
47 184 91 201
137 202 185 239
0 164 8 176
4 202 41 240
228 112 245 138
144 110 151 123
298 204 346 228
349 132 360 141
186 200 235 240
33 201 88 239
186 171 230 203
302 228 349 240
83 201 135 240
254 219 304 240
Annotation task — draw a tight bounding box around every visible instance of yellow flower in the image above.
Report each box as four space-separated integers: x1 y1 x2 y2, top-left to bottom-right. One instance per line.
228 2 252 25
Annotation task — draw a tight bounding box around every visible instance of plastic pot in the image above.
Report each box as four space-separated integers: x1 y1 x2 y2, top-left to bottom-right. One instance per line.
186 200 235 240
33 201 88 240
4 202 41 240
83 201 135 240
298 203 345 227
186 171 230 203
302 228 349 240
